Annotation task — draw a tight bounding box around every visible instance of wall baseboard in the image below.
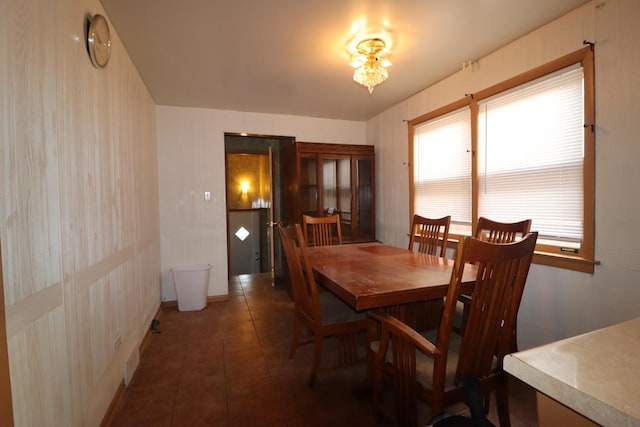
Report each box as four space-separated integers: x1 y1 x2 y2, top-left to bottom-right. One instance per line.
100 304 163 426
207 295 230 304
161 294 230 309
99 380 125 427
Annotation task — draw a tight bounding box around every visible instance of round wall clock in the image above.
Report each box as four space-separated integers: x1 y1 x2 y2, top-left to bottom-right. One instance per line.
87 14 111 68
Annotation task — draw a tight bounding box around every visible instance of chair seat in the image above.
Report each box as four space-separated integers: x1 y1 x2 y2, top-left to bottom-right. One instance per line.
371 329 498 391
319 292 366 324
417 330 498 391
418 330 461 390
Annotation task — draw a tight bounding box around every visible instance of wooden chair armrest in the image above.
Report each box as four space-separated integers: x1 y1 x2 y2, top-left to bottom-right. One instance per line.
368 311 441 358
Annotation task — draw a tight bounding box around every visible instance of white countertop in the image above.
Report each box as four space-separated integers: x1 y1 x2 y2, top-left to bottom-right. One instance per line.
504 317 640 427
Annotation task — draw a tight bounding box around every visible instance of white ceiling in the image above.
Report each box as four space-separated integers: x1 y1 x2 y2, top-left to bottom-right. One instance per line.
100 0 590 121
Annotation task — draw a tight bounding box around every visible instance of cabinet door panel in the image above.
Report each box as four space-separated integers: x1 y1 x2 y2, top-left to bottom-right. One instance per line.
321 156 351 212
299 155 318 217
355 157 373 239
321 156 352 237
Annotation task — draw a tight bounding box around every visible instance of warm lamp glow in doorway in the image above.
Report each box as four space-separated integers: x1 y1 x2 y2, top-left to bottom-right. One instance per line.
240 181 249 195
350 37 392 94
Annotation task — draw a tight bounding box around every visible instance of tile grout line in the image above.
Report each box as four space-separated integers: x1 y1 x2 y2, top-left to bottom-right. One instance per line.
239 275 293 426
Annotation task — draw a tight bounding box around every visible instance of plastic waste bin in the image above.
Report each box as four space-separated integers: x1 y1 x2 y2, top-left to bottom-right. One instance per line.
171 264 212 311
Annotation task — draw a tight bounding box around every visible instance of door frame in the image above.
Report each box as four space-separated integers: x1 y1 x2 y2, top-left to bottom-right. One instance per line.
223 133 295 284
0 244 14 425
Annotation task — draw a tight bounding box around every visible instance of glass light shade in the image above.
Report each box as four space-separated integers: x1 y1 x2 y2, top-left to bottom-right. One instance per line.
353 64 389 94
350 37 391 94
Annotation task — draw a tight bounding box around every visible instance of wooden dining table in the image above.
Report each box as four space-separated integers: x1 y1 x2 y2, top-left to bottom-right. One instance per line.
307 241 477 312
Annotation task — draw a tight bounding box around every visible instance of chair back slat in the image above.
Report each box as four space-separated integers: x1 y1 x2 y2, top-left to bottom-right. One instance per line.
408 215 451 257
442 232 538 385
475 217 532 243
302 214 342 246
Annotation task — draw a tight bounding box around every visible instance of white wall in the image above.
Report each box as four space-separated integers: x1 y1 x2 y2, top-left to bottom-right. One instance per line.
1 0 160 425
368 0 640 348
156 107 365 299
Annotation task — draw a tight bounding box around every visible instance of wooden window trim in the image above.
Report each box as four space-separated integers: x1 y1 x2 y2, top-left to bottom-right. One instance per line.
409 47 597 274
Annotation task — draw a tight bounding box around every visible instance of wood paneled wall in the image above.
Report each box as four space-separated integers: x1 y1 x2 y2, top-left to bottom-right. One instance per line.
1 0 160 425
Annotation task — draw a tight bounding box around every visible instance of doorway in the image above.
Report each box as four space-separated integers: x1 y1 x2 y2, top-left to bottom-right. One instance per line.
224 134 294 285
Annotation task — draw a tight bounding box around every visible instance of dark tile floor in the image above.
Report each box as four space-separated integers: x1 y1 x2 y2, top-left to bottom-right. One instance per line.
109 273 538 426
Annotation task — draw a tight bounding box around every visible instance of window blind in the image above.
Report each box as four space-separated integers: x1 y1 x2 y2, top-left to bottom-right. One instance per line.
477 65 584 242
414 107 472 225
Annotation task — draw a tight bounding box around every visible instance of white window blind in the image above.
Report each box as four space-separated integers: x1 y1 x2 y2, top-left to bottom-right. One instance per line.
477 65 584 242
414 107 472 225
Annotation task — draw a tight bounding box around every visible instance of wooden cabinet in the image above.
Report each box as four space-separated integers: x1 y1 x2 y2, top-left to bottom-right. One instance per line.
283 142 375 242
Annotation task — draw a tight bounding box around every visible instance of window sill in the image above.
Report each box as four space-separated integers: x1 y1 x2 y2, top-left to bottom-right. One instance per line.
446 238 599 274
532 251 599 274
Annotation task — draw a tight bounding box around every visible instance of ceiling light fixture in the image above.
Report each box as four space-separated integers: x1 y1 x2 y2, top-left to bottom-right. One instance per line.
349 37 392 94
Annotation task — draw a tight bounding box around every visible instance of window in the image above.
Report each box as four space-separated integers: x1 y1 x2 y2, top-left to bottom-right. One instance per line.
413 107 471 230
409 47 595 273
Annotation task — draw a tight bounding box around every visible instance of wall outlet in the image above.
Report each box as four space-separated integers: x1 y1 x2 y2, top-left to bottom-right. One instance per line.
113 335 122 351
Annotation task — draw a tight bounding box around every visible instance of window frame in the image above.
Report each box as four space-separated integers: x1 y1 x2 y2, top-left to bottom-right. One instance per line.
408 46 596 273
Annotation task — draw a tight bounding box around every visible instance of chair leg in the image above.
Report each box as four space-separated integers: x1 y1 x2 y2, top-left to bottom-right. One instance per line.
371 358 384 420
289 315 301 359
308 334 323 387
496 384 511 427
396 379 419 427
366 322 378 386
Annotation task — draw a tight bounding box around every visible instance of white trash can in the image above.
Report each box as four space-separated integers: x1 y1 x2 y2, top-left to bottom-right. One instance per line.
171 264 212 311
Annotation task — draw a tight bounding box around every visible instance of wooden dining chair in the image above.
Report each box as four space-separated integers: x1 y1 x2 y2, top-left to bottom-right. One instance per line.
457 217 532 347
408 214 451 257
278 223 366 386
405 214 451 332
368 232 538 427
302 213 342 246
